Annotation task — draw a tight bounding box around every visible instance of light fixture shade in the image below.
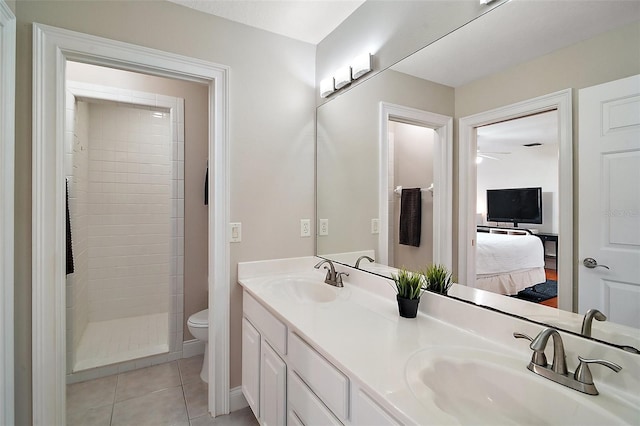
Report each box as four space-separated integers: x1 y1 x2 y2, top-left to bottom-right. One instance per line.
320 77 335 98
334 66 352 90
352 53 372 80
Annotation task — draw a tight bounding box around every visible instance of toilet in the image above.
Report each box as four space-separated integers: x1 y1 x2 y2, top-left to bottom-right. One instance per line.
187 309 209 383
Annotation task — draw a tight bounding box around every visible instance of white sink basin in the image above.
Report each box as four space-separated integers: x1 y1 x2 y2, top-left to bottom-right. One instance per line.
405 347 634 425
264 276 344 304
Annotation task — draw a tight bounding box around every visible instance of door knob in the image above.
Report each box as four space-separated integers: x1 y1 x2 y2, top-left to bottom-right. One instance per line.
583 258 610 270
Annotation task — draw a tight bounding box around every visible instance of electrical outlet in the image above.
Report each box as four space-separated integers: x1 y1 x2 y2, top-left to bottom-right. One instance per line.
230 222 242 242
319 219 329 236
300 219 311 237
371 218 380 234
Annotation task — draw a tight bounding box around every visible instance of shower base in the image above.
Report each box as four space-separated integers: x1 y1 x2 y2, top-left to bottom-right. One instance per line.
73 312 169 372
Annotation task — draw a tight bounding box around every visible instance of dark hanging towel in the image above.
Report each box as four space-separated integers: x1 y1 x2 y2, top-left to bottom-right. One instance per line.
204 162 209 205
66 179 75 275
399 188 421 247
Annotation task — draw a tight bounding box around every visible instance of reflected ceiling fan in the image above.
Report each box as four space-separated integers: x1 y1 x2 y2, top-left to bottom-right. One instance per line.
476 149 511 162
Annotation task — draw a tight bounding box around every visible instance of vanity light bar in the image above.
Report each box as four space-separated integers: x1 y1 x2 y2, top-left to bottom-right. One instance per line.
320 77 336 98
334 66 352 90
352 53 372 80
319 53 373 98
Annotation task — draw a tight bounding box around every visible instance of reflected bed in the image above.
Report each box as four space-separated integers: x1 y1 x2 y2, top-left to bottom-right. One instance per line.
475 232 545 295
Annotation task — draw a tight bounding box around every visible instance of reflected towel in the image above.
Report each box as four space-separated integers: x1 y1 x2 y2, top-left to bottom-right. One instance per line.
66 179 74 275
204 163 208 205
399 188 421 247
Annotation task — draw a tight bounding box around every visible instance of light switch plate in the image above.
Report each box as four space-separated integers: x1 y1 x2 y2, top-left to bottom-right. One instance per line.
300 219 311 237
371 218 380 234
230 222 242 242
319 219 329 236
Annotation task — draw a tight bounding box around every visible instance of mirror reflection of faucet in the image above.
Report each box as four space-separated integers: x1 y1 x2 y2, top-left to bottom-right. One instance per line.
580 308 640 354
514 328 621 395
581 308 607 337
355 255 374 269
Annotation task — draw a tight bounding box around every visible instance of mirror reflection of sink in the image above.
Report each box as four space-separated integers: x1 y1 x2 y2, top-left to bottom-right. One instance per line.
406 347 632 425
359 264 395 276
264 276 343 303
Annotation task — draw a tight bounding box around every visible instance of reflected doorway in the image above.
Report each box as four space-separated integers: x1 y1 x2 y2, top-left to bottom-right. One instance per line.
475 111 559 308
389 121 436 271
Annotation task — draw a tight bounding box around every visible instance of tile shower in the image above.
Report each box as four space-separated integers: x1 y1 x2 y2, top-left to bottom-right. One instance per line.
65 81 185 382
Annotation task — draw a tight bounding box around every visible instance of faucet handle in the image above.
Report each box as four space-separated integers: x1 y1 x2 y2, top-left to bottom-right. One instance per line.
336 272 349 285
513 332 547 367
574 356 622 386
513 332 533 342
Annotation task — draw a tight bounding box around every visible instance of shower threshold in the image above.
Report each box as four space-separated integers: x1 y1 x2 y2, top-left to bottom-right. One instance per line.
73 312 169 372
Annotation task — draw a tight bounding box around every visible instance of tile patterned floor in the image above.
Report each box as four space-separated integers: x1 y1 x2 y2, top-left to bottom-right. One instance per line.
66 355 259 426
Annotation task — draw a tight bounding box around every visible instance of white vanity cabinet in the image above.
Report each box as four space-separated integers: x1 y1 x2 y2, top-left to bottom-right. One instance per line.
242 292 288 426
242 289 401 426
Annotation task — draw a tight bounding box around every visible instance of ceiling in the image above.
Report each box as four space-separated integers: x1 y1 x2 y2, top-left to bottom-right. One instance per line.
167 0 366 44
392 0 640 88
477 111 558 157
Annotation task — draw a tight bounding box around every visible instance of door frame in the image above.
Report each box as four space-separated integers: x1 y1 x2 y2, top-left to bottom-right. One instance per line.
0 1 15 424
379 102 453 269
458 89 573 311
32 23 230 423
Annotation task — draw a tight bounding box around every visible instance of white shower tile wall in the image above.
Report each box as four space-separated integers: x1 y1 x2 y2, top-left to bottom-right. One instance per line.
65 81 185 381
86 101 172 321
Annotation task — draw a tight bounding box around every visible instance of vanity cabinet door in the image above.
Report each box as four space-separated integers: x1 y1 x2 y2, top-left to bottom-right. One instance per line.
352 389 401 426
242 318 261 419
260 341 286 426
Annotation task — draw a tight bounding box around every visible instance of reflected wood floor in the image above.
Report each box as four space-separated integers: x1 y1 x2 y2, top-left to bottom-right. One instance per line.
540 268 558 308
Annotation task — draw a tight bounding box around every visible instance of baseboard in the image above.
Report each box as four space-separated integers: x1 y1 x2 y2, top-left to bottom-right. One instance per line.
229 386 249 412
182 339 205 358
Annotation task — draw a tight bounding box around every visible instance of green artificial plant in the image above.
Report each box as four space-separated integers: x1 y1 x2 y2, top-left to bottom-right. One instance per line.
391 268 426 300
423 264 453 295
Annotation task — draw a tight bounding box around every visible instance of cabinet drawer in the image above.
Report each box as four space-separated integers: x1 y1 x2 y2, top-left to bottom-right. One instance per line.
288 371 342 426
288 333 349 420
243 291 287 354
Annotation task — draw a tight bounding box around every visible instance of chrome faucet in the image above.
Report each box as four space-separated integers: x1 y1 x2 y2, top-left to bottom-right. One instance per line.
514 328 622 395
530 328 568 375
581 308 607 337
355 255 374 269
314 259 349 287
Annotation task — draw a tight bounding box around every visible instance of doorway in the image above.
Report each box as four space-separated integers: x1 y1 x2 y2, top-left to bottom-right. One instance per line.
458 89 573 312
32 24 229 423
389 121 436 270
475 111 559 306
379 102 453 270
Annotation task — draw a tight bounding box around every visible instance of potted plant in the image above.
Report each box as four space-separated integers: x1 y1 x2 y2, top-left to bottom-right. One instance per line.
423 264 453 295
391 268 426 318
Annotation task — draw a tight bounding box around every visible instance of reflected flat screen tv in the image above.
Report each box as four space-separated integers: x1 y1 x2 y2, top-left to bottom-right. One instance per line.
486 187 542 227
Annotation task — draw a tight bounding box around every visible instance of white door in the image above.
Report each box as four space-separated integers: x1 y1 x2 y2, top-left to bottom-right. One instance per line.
578 74 640 328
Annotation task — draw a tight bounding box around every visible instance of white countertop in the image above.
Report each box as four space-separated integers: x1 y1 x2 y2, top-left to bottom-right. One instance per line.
238 256 640 425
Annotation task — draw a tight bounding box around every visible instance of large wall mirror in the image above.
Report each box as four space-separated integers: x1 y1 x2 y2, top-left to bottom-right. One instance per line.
316 0 640 353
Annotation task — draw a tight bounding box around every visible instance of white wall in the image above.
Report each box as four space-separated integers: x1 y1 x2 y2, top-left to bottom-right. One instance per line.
477 144 559 234
14 2 315 419
391 122 435 270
